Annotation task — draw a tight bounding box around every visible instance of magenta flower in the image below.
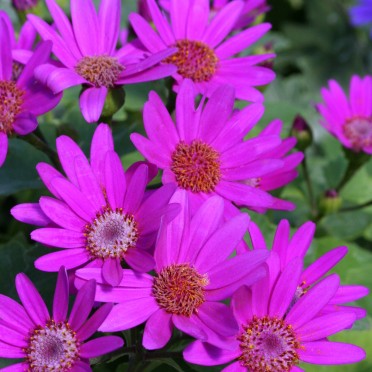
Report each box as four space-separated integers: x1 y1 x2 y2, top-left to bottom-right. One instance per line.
242 119 303 211
0 266 123 371
28 0 177 123
0 19 61 167
131 80 295 214
247 219 370 320
74 191 269 350
316 75 372 154
130 0 274 102
11 124 176 286
184 258 366 370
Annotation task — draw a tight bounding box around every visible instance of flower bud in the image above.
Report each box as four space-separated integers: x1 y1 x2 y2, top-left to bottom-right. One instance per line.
319 189 342 215
12 0 38 11
291 114 313 151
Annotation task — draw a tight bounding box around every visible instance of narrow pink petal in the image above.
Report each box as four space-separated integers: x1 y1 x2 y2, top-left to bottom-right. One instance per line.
186 0 209 40
71 361 91 372
269 258 303 318
248 221 267 250
0 18 12 80
99 298 158 332
15 273 49 326
125 249 155 273
222 361 246 372
147 0 175 44
123 163 148 214
90 123 114 186
79 86 108 123
272 219 290 258
52 266 69 322
231 286 253 325
299 341 366 364
0 341 25 358
184 340 240 366
31 228 85 249
118 64 177 84
184 195 224 263
71 0 99 55
297 312 356 342
39 196 86 232
43 67 85 94
170 0 189 39
74 155 106 211
13 112 37 135
35 249 90 271
0 132 8 167
36 162 64 198
287 274 340 329
195 213 250 272
301 246 348 286
198 302 238 337
77 303 114 341
102 258 123 286
202 1 244 48
104 151 126 209
80 336 124 358
51 178 97 221
98 0 120 54
172 315 207 341
11 203 50 226
215 23 271 59
0 323 28 348
143 309 173 350
329 285 369 304
69 279 96 330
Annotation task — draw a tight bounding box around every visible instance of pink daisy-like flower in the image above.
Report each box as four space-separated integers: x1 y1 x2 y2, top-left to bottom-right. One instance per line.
11 124 176 286
0 19 61 168
74 191 269 350
28 0 177 123
131 79 295 214
316 75 372 154
0 266 123 371
130 0 275 102
247 219 370 320
242 119 303 210
184 257 366 371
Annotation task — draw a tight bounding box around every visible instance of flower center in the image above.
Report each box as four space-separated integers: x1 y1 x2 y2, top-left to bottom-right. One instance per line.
0 80 24 134
238 316 301 372
171 140 221 193
164 39 219 82
85 208 138 259
25 320 80 371
75 55 124 88
152 263 209 317
343 117 372 150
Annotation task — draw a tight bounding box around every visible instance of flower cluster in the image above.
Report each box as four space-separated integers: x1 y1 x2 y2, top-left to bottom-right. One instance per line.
0 0 369 371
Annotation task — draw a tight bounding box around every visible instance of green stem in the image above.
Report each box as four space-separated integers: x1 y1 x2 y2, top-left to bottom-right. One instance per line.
21 131 62 172
144 351 184 360
341 200 372 212
301 157 317 217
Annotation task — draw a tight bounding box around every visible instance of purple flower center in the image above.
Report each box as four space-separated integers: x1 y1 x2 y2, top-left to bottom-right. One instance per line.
238 316 301 372
152 263 209 317
25 320 80 371
75 55 124 88
164 39 219 82
85 208 138 259
171 140 221 193
0 80 24 134
343 117 372 150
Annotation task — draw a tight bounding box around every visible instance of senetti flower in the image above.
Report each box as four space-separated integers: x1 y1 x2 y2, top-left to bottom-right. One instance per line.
28 0 177 123
0 20 61 167
184 258 366 371
247 219 369 320
130 0 275 102
74 192 269 350
316 75 372 154
11 124 176 286
243 119 303 204
131 80 295 214
0 267 123 371
349 0 372 36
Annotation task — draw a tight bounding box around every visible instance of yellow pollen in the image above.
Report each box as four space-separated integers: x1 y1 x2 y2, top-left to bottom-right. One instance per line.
75 55 124 88
171 140 221 193
152 263 209 317
164 39 219 82
0 80 24 134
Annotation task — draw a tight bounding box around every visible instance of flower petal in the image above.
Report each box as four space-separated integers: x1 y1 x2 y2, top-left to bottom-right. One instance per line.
79 86 108 123
143 309 173 350
53 266 69 322
80 336 124 358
